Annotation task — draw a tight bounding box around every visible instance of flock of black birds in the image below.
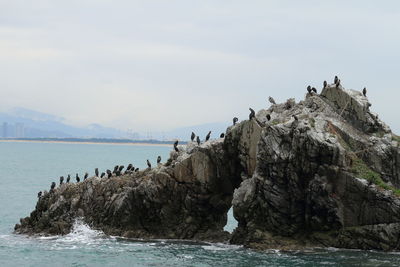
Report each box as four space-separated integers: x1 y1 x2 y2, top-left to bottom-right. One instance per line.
39 76 368 198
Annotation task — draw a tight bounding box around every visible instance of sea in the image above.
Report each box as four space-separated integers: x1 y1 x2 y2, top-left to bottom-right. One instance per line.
0 141 400 266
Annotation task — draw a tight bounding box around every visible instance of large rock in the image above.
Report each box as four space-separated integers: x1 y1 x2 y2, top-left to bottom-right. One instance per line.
15 83 400 251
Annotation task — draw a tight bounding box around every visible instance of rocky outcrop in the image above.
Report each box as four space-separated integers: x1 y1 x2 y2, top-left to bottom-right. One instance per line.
15 82 400 251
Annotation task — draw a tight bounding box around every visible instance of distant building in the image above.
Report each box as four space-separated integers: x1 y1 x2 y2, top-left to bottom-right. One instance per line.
15 123 25 138
2 122 8 138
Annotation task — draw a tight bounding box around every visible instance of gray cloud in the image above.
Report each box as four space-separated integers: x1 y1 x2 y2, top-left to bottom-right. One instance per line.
0 0 399 132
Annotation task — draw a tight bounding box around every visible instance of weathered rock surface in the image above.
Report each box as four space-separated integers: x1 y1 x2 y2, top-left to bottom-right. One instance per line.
15 83 400 251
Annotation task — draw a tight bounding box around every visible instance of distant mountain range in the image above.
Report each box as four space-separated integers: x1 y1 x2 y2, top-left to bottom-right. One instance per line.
0 108 230 141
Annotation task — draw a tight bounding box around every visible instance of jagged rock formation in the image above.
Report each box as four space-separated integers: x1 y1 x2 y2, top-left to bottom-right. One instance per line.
15 82 400 251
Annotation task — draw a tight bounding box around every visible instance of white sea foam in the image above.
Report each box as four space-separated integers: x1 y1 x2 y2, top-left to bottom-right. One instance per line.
57 218 105 244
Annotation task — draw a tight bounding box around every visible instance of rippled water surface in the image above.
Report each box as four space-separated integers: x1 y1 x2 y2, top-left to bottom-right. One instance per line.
1 141 400 266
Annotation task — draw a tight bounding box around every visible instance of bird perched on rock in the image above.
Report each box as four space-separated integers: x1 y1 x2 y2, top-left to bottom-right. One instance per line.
95 168 99 177
106 169 112 178
196 136 200 145
100 172 105 178
59 176 64 185
84 172 88 180
220 133 225 138
50 182 56 191
191 132 196 141
173 140 179 152
205 131 211 142
37 191 42 198
135 168 139 172
118 165 124 172
363 87 367 97
147 159 151 168
266 114 271 121
336 79 341 88
76 174 80 183
233 117 238 126
127 164 133 171
268 96 276 105
323 80 327 88
113 165 119 174
307 85 312 94
334 76 338 84
116 170 121 176
249 108 255 120
312 87 317 94
157 156 161 164
66 174 71 183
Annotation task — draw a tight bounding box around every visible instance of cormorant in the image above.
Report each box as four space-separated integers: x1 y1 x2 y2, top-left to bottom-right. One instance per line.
127 164 133 171
100 172 105 178
336 79 341 88
363 87 367 97
66 174 70 183
106 169 112 178
307 85 312 94
135 168 139 172
113 165 119 174
116 170 121 176
76 174 80 183
59 176 64 185
323 80 327 88
173 140 179 152
205 131 211 142
312 87 317 93
196 136 200 145
266 114 271 121
268 96 276 105
147 159 151 168
334 76 338 84
50 182 56 191
233 117 238 126
95 168 99 177
38 191 42 198
191 132 196 141
249 108 255 120
84 172 88 180
118 165 124 172
157 156 161 164
220 133 225 138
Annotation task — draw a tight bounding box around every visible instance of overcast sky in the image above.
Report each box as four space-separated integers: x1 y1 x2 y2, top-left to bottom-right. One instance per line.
1 1 400 132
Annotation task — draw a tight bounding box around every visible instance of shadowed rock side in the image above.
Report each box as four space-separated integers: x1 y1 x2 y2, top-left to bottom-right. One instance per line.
15 140 241 242
15 83 400 251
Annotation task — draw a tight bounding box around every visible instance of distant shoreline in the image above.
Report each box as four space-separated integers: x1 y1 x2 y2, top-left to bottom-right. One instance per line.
0 138 183 147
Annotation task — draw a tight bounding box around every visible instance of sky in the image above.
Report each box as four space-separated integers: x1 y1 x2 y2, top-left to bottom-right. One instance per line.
1 0 400 133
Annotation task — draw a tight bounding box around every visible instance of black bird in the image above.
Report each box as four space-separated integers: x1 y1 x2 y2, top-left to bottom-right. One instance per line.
66 174 71 183
84 172 88 180
205 131 211 142
323 80 327 88
106 169 112 178
191 132 196 141
312 87 317 93
307 85 312 94
196 136 200 145
268 96 276 105
100 172 105 178
334 76 338 84
173 140 179 152
118 165 124 172
95 168 99 177
113 165 119 174
363 87 367 97
50 182 56 191
266 114 271 121
147 159 151 168
220 133 225 138
59 176 64 185
293 115 298 121
127 164 133 171
249 108 255 120
233 117 238 126
157 156 161 164
116 170 121 176
37 191 42 198
336 79 341 88
76 173 80 183
135 168 139 172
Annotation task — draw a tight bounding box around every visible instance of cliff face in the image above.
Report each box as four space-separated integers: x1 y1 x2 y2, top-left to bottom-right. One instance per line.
15 83 400 251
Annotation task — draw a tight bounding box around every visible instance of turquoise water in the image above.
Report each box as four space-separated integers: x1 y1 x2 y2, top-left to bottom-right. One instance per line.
1 142 400 266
